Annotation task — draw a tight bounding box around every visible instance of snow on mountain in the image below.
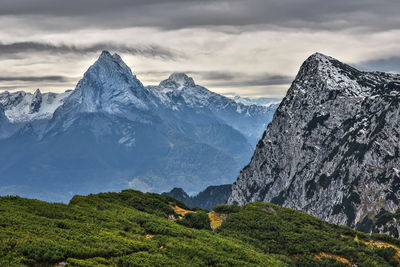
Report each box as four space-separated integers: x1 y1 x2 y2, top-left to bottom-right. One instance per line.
148 72 226 108
158 72 196 92
232 95 281 107
59 51 151 115
0 89 71 123
228 52 400 235
148 72 278 145
150 72 256 110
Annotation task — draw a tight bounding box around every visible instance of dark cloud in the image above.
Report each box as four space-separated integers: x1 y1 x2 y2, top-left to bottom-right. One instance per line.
189 71 293 87
0 0 399 31
234 74 293 87
0 75 70 82
139 70 292 87
0 42 181 60
191 71 238 81
357 57 400 73
0 76 78 91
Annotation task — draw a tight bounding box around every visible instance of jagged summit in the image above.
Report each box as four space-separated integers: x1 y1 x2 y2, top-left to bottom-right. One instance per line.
85 50 134 80
99 50 112 58
159 72 196 89
98 50 126 66
59 51 148 114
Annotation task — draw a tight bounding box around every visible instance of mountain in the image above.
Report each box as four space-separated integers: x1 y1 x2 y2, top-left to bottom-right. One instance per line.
232 95 282 107
163 184 232 210
0 51 277 202
0 89 71 140
0 89 71 123
2 190 400 266
148 72 279 147
228 53 400 233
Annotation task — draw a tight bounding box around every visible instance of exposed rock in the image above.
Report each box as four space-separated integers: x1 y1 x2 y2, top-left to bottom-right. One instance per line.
228 53 400 232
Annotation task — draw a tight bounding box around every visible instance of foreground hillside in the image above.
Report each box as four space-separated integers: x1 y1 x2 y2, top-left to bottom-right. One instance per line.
1 190 400 266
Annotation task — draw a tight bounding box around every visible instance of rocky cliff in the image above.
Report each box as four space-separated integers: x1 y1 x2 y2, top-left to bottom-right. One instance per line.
228 53 400 232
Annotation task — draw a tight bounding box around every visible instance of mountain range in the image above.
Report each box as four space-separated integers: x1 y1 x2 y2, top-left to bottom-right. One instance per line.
228 53 400 236
231 95 281 107
0 51 277 202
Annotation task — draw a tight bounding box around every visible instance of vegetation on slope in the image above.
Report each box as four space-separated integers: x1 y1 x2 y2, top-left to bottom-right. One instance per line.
1 190 400 266
0 190 286 266
217 202 400 266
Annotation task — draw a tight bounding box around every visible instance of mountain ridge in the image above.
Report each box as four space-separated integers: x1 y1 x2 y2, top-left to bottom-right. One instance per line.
228 52 400 235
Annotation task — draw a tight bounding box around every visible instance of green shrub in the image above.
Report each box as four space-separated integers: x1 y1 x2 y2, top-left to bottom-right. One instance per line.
177 212 211 230
1 192 400 267
212 204 241 213
191 206 209 212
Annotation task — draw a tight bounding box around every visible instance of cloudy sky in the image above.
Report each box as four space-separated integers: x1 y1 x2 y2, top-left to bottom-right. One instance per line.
0 0 399 98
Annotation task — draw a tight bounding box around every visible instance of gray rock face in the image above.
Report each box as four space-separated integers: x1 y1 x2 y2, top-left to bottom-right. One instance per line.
228 53 400 231
29 89 42 114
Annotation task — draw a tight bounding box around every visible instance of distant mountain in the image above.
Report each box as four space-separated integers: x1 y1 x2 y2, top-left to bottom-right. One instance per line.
0 89 71 123
0 51 277 202
232 95 281 107
228 52 400 234
163 184 232 210
148 72 279 147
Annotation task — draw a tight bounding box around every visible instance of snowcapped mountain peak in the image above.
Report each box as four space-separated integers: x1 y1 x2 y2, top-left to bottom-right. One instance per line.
159 72 195 90
98 50 126 66
55 51 149 118
85 50 134 80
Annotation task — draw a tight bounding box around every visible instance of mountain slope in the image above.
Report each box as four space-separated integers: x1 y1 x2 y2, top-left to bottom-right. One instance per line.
0 51 277 201
148 72 278 147
228 53 400 232
0 104 11 139
2 190 400 266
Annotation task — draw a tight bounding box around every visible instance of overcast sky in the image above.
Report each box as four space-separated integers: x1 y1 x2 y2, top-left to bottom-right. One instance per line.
0 0 399 97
